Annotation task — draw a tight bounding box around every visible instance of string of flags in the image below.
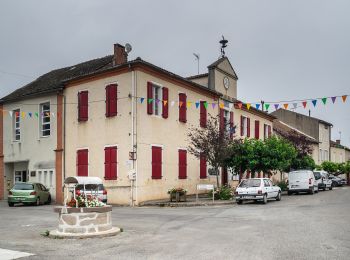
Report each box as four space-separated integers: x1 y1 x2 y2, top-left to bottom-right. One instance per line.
0 94 348 119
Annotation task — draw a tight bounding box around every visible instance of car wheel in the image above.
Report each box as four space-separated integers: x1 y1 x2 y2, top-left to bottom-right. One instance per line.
262 194 267 204
8 202 14 207
47 195 51 205
329 185 333 190
35 197 40 206
276 192 281 201
236 200 243 205
309 189 314 195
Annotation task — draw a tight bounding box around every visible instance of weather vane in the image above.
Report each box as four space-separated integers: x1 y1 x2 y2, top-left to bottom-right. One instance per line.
219 36 228 57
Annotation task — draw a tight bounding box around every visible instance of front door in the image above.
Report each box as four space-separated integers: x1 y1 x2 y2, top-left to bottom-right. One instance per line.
221 167 228 186
14 171 27 183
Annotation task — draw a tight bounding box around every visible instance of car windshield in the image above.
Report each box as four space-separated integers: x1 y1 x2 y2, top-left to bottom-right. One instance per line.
13 183 34 190
314 172 321 180
76 184 104 191
239 179 261 188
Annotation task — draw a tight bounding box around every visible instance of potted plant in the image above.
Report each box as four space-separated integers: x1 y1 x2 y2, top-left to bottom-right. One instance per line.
167 188 187 202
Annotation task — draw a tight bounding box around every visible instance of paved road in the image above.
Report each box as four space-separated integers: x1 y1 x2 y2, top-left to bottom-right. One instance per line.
0 187 349 260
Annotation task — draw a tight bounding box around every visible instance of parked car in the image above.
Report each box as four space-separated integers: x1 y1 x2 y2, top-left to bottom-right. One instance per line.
288 170 318 195
235 178 281 204
329 175 344 187
8 182 51 207
313 170 332 191
75 183 107 203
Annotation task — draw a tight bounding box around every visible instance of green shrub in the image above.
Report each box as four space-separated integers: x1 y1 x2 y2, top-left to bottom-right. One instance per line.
208 185 233 200
277 181 288 191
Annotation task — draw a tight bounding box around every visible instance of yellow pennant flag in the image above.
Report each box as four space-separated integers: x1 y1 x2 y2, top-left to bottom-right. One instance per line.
219 103 224 109
246 103 251 110
22 112 26 118
187 101 192 108
283 104 289 109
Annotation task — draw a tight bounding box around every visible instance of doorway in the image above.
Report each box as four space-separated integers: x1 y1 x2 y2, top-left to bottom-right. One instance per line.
14 171 27 183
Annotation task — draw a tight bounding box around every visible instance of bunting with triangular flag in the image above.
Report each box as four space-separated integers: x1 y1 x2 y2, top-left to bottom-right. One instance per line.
246 103 251 110
342 95 347 102
264 104 270 110
302 101 307 108
195 102 200 109
140 97 145 104
255 104 260 110
283 104 289 109
312 100 317 107
321 98 327 105
274 104 279 110
331 97 336 103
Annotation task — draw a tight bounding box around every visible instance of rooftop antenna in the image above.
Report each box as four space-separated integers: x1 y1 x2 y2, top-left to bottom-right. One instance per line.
219 36 228 57
125 43 132 54
193 53 200 75
339 131 342 142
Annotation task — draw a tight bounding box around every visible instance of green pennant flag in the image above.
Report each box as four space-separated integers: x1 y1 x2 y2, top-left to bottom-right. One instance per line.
322 97 327 105
204 101 208 109
148 98 153 104
265 103 270 110
35 112 39 118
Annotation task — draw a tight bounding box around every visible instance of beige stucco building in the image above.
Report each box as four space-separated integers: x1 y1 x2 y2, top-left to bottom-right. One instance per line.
62 44 275 205
330 140 350 163
0 43 275 205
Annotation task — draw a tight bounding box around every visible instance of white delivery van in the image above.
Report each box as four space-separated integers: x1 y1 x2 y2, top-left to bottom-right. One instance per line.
288 170 319 195
313 170 333 191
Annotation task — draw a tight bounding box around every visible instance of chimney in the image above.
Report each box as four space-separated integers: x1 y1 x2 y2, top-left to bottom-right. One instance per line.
336 139 341 145
113 43 128 66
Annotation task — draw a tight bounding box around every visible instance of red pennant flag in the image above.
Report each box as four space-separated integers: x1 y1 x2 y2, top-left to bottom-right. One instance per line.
237 103 243 109
342 95 347 102
302 101 307 108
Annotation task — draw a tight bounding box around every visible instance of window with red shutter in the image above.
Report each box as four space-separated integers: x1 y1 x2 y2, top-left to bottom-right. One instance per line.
247 117 251 138
240 115 244 136
105 147 117 180
179 93 187 122
78 91 89 121
178 149 187 179
162 87 168 118
219 108 224 133
106 84 118 117
200 153 207 179
230 112 234 139
255 120 260 139
200 101 207 127
152 146 162 179
147 82 153 115
77 149 88 176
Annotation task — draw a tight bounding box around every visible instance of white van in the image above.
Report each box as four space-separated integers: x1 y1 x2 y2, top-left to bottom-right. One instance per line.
288 170 319 195
313 170 333 191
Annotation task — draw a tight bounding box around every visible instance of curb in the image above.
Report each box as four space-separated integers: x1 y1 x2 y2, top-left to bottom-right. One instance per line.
139 201 235 207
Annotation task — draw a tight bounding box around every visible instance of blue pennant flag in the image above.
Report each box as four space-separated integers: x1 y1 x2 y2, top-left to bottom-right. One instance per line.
312 100 317 107
28 112 32 118
255 104 260 110
140 98 145 104
195 102 200 109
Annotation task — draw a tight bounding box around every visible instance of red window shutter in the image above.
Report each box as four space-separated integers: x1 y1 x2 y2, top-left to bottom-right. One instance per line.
230 111 234 139
255 120 260 139
247 117 251 138
77 149 88 176
152 146 162 179
106 84 118 117
240 115 244 136
178 149 187 179
219 108 224 133
162 87 169 118
264 124 267 140
200 153 207 179
104 147 117 180
200 101 207 127
147 82 153 115
179 93 187 123
78 91 89 121
268 125 272 138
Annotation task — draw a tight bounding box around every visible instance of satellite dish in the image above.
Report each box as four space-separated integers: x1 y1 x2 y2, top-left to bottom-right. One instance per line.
125 43 132 53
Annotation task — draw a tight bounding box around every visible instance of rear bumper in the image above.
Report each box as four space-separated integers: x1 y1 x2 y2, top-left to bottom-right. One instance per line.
288 187 313 193
8 196 37 203
235 195 264 201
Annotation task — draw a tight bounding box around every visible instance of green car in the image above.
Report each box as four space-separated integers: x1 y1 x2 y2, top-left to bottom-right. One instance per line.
8 182 51 207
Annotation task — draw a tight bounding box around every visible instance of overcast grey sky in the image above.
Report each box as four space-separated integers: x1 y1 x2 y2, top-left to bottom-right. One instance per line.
1 0 349 146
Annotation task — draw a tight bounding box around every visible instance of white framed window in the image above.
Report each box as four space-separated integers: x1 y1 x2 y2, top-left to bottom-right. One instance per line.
242 116 248 136
40 102 51 137
153 85 162 116
13 109 20 141
264 124 269 140
224 110 230 133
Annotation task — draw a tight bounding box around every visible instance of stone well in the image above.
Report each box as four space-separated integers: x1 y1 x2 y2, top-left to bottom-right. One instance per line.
49 205 120 238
